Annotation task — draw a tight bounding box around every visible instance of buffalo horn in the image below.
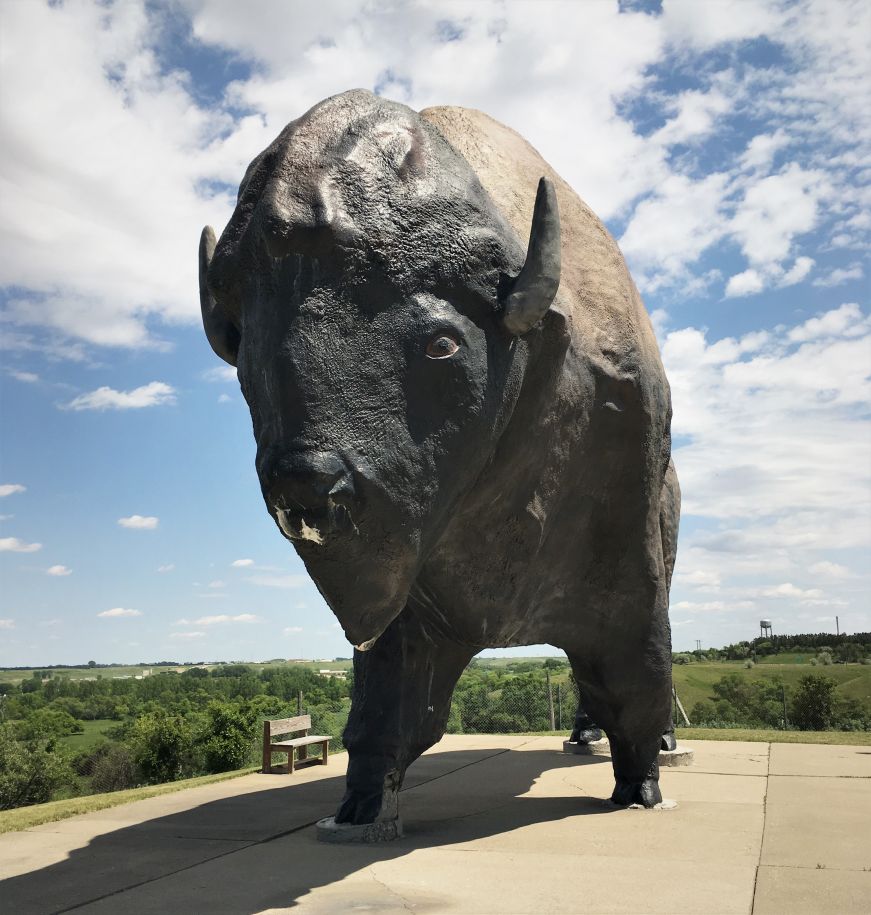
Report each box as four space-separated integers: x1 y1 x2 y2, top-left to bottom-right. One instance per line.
502 176 561 336
199 225 239 367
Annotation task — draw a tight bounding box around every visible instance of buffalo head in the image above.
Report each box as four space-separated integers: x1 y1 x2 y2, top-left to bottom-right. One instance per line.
199 90 560 648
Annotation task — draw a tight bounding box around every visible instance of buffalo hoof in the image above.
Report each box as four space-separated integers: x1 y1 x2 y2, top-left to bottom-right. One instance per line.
316 815 403 843
611 777 662 808
660 731 677 752
570 727 603 744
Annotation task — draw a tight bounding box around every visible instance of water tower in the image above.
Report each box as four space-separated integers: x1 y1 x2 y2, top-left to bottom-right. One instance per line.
760 619 773 639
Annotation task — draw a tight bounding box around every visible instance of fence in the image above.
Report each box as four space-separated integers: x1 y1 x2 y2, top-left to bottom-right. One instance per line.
303 674 868 739
447 676 582 735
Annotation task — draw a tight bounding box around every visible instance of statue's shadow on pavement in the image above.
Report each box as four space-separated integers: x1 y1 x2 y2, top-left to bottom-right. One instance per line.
4 748 616 914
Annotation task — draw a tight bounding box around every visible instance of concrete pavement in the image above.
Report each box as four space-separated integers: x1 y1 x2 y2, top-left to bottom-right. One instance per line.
1 735 869 913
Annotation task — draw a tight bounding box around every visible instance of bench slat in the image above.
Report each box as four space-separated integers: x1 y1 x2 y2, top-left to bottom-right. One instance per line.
266 714 311 736
270 736 331 748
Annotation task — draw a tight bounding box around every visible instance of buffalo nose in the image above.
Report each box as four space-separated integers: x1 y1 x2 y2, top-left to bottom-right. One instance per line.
266 451 355 513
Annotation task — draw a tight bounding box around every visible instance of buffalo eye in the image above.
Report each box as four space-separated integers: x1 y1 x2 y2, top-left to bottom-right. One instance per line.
425 333 460 359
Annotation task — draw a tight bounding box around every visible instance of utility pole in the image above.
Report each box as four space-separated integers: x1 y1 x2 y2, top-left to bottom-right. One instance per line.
695 639 702 651
545 669 556 730
836 616 840 637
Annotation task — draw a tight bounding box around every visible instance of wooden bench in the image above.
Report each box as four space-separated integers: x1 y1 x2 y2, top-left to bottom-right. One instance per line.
262 715 331 774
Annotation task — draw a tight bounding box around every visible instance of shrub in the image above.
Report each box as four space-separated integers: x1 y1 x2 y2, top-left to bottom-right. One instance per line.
744 660 755 669
0 725 74 810
200 701 255 773
791 674 836 730
129 711 197 784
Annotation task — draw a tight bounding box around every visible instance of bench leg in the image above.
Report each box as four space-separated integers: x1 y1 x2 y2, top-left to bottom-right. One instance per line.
288 750 295 774
321 740 329 765
298 743 308 762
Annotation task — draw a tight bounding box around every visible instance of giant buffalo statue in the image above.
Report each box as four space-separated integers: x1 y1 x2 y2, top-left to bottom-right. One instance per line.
199 90 680 840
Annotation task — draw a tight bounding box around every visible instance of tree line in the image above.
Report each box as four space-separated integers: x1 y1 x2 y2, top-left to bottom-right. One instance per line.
0 664 351 811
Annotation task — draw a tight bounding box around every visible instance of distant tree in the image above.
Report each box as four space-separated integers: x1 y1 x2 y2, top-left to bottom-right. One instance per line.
791 674 837 730
87 661 97 668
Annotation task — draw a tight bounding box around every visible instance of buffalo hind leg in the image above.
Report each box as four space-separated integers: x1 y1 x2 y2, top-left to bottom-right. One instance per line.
570 638 672 807
333 609 473 833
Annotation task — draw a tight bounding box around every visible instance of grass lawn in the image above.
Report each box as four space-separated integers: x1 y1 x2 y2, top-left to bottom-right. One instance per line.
0 767 259 834
58 719 118 751
526 728 871 745
670 661 871 712
674 728 871 745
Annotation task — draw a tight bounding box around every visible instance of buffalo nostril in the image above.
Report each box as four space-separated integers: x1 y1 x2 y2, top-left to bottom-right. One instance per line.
328 474 356 508
265 451 357 515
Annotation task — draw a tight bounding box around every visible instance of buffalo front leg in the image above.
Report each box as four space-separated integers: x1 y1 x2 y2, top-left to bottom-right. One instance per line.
569 694 675 750
320 609 473 842
569 697 602 744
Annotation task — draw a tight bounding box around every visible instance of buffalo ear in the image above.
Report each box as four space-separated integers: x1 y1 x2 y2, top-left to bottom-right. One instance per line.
501 177 562 336
199 226 240 367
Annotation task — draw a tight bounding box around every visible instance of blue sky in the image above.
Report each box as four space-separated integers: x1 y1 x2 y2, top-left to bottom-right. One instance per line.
1 0 868 665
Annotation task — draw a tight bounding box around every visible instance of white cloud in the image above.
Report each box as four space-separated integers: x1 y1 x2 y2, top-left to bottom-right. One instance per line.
8 370 39 383
98 607 142 618
809 561 850 579
787 303 867 343
662 0 784 50
758 583 824 601
1 0 865 354
620 173 730 291
0 619 15 630
217 393 232 404
778 256 815 287
47 565 72 576
739 129 790 172
118 515 159 530
231 558 254 567
674 569 721 590
184 613 261 625
157 563 175 572
170 631 205 639
65 382 176 411
248 574 308 589
652 88 731 148
812 264 864 287
730 164 828 269
283 626 303 635
0 484 26 498
724 269 765 298
664 303 871 640
0 536 42 553
208 579 226 589
202 366 237 382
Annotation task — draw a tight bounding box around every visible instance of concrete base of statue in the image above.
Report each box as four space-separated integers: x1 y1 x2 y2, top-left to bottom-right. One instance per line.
562 738 611 756
315 815 403 843
563 739 694 767
658 745 694 766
